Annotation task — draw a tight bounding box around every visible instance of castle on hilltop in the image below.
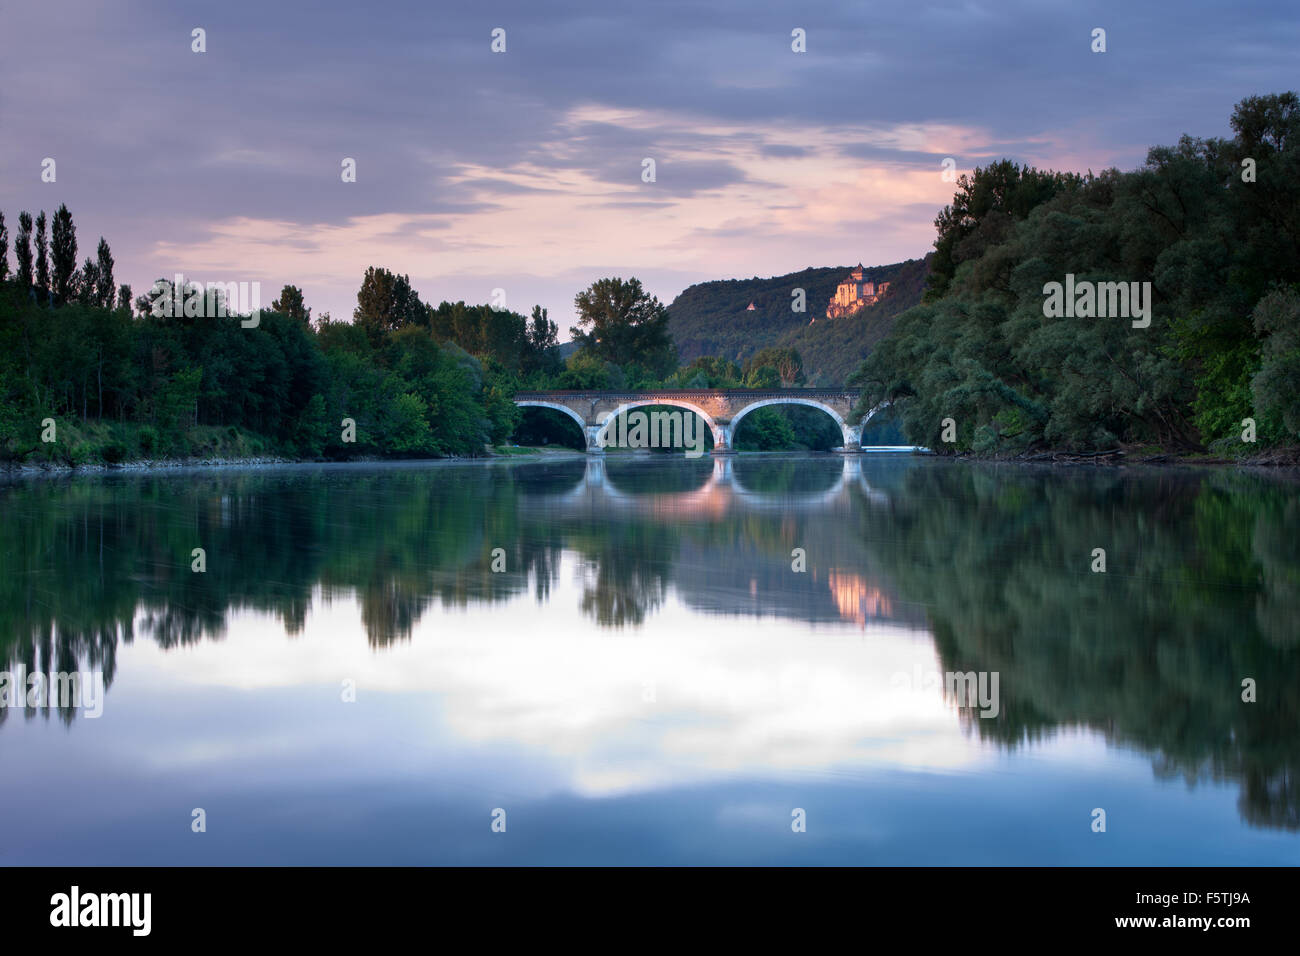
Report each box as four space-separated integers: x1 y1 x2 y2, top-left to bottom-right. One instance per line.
825 265 889 319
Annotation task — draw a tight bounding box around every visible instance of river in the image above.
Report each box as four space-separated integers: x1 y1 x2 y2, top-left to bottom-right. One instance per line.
1 454 1296 864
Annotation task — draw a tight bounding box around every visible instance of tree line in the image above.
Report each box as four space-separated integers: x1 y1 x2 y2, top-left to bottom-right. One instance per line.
848 92 1300 457
0 216 844 463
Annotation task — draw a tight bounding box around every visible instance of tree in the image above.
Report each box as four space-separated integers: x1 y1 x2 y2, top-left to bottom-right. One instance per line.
745 347 803 386
76 258 100 305
354 267 423 343
35 212 49 297
117 284 132 313
294 393 330 458
744 364 781 389
928 160 1082 299
155 367 203 447
0 211 8 280
1230 91 1299 155
670 355 742 388
557 350 619 389
95 238 115 309
734 406 796 450
528 305 557 352
50 204 77 304
1251 288 1300 436
570 276 676 376
272 284 311 325
14 213 33 288
523 304 561 375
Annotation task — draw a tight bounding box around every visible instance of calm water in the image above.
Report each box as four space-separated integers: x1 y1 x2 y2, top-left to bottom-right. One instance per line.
1 454 1297 865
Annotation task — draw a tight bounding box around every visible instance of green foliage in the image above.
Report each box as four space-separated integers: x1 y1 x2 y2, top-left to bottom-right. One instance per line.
155 367 203 450
383 390 435 455
14 212 33 288
928 159 1084 300
0 229 540 465
743 347 803 385
353 266 424 344
1251 287 1300 437
272 284 311 325
50 204 76 304
293 394 329 459
34 212 48 295
849 93 1300 455
557 350 621 389
424 300 561 382
99 439 128 464
571 277 676 377
743 364 781 389
94 237 115 309
664 355 742 388
733 406 796 450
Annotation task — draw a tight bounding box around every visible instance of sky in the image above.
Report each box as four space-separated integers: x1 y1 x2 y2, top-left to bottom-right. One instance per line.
1 0 1296 334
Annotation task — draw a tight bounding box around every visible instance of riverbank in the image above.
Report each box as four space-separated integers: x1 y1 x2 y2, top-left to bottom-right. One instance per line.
5 441 1297 480
0 444 586 480
954 443 1300 468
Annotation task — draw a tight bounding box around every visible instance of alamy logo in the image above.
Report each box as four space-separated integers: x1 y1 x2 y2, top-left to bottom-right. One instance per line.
1042 274 1151 328
150 273 261 327
0 666 104 717
890 666 1000 718
50 886 151 936
600 409 707 458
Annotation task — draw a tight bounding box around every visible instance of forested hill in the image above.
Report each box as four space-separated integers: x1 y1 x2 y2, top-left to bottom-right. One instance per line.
666 256 929 385
780 256 930 384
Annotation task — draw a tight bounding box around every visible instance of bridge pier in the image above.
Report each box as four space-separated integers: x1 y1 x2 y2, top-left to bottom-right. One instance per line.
710 423 734 455
584 426 606 456
584 456 606 485
838 424 864 454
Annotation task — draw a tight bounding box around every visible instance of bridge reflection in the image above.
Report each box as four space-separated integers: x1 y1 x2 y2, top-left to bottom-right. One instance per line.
525 454 895 517
507 454 928 631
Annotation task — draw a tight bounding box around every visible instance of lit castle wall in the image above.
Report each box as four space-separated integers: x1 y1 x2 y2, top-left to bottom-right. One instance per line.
825 265 890 319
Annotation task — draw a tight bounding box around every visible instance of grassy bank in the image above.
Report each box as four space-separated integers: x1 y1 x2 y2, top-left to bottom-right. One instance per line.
5 420 282 469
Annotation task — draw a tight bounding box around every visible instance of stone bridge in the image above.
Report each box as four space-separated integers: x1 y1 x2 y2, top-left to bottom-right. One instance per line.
513 388 890 454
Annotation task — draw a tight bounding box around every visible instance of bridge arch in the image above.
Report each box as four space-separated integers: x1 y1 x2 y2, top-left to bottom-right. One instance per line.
594 399 722 450
730 396 854 451
730 397 848 432
860 400 892 426
512 400 590 437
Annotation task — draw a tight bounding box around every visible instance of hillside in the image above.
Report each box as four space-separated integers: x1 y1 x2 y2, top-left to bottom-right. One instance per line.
777 256 931 384
666 256 930 385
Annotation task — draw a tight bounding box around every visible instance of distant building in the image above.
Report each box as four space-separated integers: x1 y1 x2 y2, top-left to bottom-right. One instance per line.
826 264 889 319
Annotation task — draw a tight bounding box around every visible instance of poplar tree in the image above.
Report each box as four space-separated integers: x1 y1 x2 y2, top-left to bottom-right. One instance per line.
15 212 33 288
77 258 100 305
0 211 8 280
50 203 77 304
35 211 49 296
95 237 115 308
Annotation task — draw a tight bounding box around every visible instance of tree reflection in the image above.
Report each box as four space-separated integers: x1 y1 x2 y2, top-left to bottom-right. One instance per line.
0 457 1296 830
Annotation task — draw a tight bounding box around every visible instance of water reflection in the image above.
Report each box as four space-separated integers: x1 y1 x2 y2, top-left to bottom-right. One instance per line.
1 456 1297 835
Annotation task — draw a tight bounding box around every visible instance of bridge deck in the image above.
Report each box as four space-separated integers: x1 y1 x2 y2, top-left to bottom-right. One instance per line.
514 388 861 399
